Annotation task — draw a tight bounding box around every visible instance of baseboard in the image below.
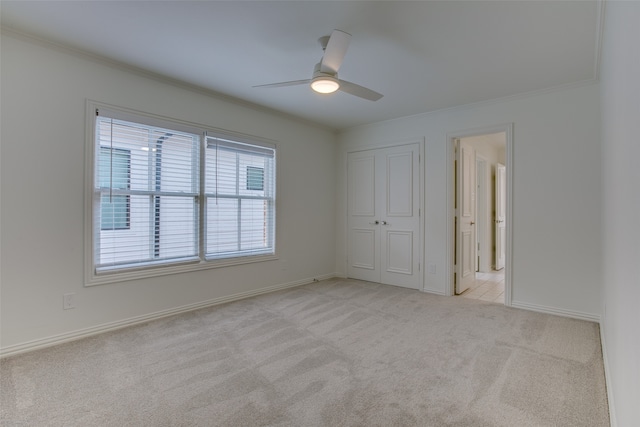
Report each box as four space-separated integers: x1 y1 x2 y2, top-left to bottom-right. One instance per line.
0 273 337 359
599 319 617 427
510 300 600 323
421 287 447 296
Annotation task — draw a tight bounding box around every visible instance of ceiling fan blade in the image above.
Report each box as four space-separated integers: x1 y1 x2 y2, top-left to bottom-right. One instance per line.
320 29 351 74
338 80 383 101
252 79 310 88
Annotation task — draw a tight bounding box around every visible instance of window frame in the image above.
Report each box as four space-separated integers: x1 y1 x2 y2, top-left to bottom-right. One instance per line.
85 101 278 286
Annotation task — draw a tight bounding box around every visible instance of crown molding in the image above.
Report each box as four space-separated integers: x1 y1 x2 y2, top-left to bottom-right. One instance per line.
593 0 606 82
0 26 336 134
341 1 604 134
341 77 599 135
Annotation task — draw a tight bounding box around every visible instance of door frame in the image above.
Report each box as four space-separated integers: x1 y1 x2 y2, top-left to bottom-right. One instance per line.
445 124 513 305
494 162 507 271
475 155 488 273
345 139 425 290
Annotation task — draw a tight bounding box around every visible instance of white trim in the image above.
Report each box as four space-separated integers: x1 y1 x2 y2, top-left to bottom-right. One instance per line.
475 154 488 273
599 318 617 427
0 273 338 359
344 137 426 154
446 136 455 297
1 27 332 133
85 100 279 286
90 100 279 148
89 254 279 286
1 23 605 135
422 288 447 296
593 0 606 82
510 301 600 323
419 140 426 292
504 125 514 306
342 79 598 134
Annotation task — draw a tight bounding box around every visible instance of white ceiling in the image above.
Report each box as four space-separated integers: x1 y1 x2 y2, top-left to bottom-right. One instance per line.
1 1 601 130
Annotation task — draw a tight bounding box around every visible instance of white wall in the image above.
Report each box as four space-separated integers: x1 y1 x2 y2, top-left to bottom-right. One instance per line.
337 83 602 319
600 2 640 425
0 33 337 353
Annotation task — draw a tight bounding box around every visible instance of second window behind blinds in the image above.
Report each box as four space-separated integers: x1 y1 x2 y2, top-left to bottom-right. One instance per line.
205 136 275 259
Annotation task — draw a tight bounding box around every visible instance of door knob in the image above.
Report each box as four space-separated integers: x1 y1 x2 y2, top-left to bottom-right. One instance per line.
381 221 388 225
369 220 380 225
470 221 475 225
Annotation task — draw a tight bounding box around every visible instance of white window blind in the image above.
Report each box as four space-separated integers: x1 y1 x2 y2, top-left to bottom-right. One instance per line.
205 135 276 259
94 113 200 272
89 104 277 283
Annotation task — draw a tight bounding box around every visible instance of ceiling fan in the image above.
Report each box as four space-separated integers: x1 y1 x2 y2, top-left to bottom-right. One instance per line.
253 29 383 101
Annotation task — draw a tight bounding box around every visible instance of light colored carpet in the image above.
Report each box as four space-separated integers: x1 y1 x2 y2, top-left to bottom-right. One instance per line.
1 279 609 426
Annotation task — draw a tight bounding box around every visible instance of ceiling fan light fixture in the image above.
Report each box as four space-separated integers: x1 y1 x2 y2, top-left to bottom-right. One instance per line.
311 76 340 94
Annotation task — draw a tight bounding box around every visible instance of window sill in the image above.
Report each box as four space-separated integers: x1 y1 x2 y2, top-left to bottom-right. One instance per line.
86 253 278 286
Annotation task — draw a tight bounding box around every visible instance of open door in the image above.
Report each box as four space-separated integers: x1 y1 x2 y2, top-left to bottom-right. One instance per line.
455 140 476 294
495 163 506 270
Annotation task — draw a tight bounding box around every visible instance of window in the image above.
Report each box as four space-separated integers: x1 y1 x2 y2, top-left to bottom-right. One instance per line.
205 136 275 259
88 104 276 284
246 166 264 191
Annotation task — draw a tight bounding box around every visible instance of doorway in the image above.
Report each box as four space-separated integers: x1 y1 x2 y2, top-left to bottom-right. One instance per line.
447 125 512 305
459 270 505 303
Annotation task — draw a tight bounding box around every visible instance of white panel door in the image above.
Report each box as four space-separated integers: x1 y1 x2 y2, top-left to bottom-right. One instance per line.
347 153 380 282
495 163 506 270
347 144 421 289
455 141 476 294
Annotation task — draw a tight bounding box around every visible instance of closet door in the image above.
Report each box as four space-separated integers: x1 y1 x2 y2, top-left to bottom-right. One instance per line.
347 144 421 289
347 150 380 283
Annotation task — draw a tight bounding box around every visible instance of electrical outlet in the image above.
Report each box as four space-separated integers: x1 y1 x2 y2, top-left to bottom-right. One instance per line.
429 264 437 274
63 293 76 310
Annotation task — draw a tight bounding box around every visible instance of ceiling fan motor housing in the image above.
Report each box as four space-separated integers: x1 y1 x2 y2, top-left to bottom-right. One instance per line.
310 62 340 93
